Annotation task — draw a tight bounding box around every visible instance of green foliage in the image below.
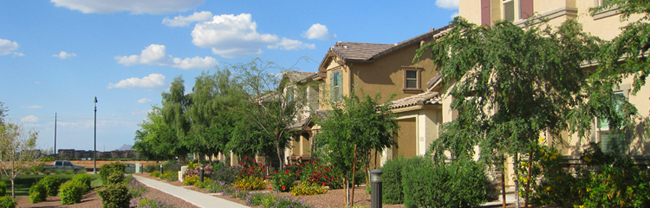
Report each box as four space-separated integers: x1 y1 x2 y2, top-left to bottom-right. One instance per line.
58 180 86 205
381 157 406 204
401 157 489 208
28 182 47 203
72 173 92 191
270 169 297 192
39 176 60 196
315 91 398 198
150 171 161 177
232 176 268 191
162 161 181 172
160 171 178 182
0 196 16 208
135 197 174 208
107 173 124 185
260 195 312 208
0 182 6 197
98 182 132 208
125 176 147 198
183 175 199 186
99 162 125 185
290 181 327 196
144 163 158 173
212 165 239 184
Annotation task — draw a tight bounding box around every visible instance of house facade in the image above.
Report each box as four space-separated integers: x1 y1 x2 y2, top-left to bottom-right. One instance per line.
458 0 650 188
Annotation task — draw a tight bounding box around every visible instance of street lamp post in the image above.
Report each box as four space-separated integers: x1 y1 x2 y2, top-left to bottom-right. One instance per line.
93 97 97 174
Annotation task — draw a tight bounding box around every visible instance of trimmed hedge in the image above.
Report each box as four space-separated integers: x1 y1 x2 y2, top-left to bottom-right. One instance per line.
72 174 92 191
39 176 61 196
381 157 406 204
98 183 132 208
58 180 86 205
28 183 47 203
99 162 125 185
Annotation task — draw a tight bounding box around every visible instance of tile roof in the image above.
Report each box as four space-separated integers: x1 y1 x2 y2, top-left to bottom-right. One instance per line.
329 25 453 62
288 110 330 130
426 72 443 90
389 91 441 109
285 71 318 83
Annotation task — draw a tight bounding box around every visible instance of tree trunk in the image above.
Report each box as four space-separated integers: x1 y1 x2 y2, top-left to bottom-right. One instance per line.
514 155 520 208
276 138 284 170
11 179 14 198
351 145 357 207
501 157 506 208
525 147 533 207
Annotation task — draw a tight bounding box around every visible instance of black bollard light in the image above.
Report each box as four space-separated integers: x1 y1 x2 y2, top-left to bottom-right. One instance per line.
159 164 163 175
199 166 204 183
370 169 383 208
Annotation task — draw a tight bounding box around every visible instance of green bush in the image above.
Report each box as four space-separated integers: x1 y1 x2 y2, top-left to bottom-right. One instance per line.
98 183 132 208
107 173 125 184
381 157 406 204
270 170 297 192
39 176 60 196
162 161 181 172
28 182 47 203
72 173 92 191
160 171 177 182
212 165 239 184
353 169 366 186
58 180 86 205
401 157 489 208
0 181 6 197
145 163 158 173
99 162 126 185
0 196 16 208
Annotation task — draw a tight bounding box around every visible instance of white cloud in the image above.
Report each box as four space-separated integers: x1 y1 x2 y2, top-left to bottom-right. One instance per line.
0 38 24 57
451 12 459 19
50 0 205 14
436 0 459 9
107 73 166 90
53 51 77 59
163 11 213 27
21 115 39 123
192 13 314 58
302 24 336 40
115 44 218 70
137 98 151 104
20 105 43 109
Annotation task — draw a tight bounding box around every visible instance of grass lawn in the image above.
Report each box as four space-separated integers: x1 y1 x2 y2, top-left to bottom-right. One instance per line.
1 173 102 196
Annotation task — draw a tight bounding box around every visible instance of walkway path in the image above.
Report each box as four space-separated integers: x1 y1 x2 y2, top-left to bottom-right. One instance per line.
132 175 249 208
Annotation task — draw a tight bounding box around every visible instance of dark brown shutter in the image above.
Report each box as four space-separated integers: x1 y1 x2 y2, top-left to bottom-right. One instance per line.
481 0 491 25
521 0 534 19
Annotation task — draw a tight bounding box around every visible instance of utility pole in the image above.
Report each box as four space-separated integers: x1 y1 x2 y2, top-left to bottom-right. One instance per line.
54 113 57 157
94 97 97 174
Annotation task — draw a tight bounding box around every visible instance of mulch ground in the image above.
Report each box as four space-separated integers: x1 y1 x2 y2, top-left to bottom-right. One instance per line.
135 173 405 208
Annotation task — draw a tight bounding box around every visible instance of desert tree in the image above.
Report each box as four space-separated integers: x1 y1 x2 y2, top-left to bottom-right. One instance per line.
0 122 41 198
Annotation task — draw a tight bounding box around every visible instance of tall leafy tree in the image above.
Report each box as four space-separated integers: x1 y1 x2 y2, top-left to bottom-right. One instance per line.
0 122 41 198
416 17 601 206
160 77 191 163
133 106 179 161
315 92 398 206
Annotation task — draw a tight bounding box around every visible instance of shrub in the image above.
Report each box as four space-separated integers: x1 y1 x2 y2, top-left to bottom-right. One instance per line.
237 156 266 178
39 176 60 196
0 181 6 197
0 196 16 208
43 170 51 176
270 169 297 192
145 163 158 173
183 162 213 179
213 165 239 184
183 175 199 186
196 178 212 189
72 173 92 191
301 161 343 189
244 192 270 206
107 173 125 184
160 171 177 182
134 197 174 208
28 183 47 203
150 171 161 177
126 176 147 198
232 176 268 191
290 181 327 196
98 182 132 208
381 157 405 204
401 157 489 208
207 181 229 193
59 180 86 205
353 169 366 186
99 162 126 185
162 161 181 172
261 195 312 208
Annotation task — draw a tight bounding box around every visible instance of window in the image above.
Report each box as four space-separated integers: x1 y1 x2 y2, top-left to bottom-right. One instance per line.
329 71 342 102
403 67 423 92
503 0 515 22
503 0 534 22
596 89 628 154
596 0 613 6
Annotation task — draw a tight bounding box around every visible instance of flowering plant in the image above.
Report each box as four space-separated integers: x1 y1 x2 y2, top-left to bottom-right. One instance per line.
270 169 298 192
237 156 267 179
301 160 343 189
232 175 268 191
183 162 213 179
290 181 327 196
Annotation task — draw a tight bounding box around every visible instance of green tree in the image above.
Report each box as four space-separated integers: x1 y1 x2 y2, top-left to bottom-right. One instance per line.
0 122 41 198
315 92 398 206
416 17 601 207
133 107 178 161
160 76 191 163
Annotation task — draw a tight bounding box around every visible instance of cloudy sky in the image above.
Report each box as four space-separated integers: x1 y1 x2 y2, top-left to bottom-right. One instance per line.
0 0 458 152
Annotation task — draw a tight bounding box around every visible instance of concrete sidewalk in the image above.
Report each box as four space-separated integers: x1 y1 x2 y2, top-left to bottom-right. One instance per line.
132 175 249 208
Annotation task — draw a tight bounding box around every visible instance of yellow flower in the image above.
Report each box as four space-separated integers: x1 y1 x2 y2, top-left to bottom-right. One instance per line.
521 162 528 167
545 186 551 192
583 156 592 162
539 137 545 142
540 149 545 153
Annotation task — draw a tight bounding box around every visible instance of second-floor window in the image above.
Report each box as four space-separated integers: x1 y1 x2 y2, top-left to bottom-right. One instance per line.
597 90 628 154
330 71 342 102
403 67 422 92
502 0 534 22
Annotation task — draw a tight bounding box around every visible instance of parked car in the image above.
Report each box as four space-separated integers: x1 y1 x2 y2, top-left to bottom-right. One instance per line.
41 160 85 173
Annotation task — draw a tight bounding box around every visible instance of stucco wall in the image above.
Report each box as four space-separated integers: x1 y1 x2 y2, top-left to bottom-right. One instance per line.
394 118 417 159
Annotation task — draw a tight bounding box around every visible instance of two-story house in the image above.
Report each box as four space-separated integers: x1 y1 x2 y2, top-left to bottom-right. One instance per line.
315 26 452 169
459 0 650 190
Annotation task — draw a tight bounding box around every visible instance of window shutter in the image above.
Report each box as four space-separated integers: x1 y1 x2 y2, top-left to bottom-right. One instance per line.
337 72 343 101
503 0 515 21
330 73 334 101
481 0 491 25
520 0 534 19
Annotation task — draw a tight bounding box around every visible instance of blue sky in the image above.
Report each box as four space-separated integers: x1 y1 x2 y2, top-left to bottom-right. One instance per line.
0 0 458 152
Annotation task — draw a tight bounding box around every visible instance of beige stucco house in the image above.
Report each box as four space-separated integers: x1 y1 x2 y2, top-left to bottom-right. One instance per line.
459 0 650 189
